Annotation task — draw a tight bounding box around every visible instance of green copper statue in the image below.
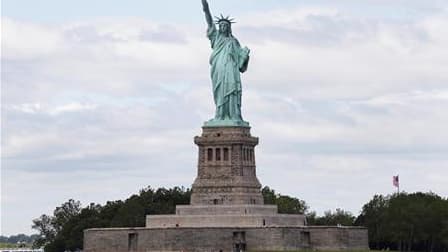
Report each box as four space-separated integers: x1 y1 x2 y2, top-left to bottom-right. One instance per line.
202 0 250 127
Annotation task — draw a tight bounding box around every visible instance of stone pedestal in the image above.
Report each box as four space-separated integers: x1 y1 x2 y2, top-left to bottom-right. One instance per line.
191 126 263 205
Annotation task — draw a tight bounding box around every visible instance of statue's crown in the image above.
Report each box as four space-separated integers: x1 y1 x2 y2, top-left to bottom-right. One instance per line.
214 14 235 24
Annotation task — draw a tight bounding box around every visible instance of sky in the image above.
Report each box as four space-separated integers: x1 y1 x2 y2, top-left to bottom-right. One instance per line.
2 0 448 236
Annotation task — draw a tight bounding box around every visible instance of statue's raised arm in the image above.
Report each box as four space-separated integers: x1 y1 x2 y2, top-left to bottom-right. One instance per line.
201 0 214 28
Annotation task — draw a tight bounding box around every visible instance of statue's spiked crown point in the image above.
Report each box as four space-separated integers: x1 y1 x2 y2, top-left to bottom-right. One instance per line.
214 14 236 24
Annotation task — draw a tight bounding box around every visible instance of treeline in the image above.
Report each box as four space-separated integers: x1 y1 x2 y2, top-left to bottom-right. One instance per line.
0 234 39 246
356 192 448 252
31 186 448 252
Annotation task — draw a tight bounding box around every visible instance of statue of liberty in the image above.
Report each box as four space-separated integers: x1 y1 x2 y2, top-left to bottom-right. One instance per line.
201 0 250 127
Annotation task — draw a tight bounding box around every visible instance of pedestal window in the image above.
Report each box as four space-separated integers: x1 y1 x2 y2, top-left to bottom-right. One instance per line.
216 148 221 161
207 148 213 161
224 147 229 161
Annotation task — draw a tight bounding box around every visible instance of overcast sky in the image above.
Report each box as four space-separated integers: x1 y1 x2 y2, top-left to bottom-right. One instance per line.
2 0 448 236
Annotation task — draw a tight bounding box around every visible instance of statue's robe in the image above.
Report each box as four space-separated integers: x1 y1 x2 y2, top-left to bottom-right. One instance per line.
207 25 249 121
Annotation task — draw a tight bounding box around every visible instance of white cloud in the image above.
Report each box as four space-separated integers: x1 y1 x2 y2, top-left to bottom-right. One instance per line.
239 7 340 28
10 102 97 115
419 9 448 44
2 18 65 60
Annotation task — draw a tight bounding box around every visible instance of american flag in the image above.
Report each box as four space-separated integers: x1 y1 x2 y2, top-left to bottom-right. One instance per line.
393 175 399 188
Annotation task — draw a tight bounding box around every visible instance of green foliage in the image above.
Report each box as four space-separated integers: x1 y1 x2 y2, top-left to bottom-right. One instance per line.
261 186 308 214
0 241 32 249
354 194 388 247
307 208 355 226
0 242 19 249
356 192 448 252
32 214 56 248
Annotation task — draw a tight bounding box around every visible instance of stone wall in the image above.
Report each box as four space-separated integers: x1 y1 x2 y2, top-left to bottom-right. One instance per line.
84 226 368 252
308 226 369 251
146 214 306 228
175 204 278 215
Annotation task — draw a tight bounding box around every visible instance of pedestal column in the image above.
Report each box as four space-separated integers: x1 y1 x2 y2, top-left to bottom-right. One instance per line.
190 126 264 205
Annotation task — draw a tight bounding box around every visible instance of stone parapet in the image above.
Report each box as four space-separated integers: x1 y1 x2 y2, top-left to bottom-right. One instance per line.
175 204 278 215
84 226 368 252
145 213 306 228
195 126 258 144
308 226 369 251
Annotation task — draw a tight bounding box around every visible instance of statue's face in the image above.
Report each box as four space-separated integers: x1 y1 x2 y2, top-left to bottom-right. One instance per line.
219 21 231 35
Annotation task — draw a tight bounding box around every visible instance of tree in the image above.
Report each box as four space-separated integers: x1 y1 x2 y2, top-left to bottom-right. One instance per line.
32 214 56 248
111 196 146 227
261 186 308 214
308 208 355 226
305 211 318 225
52 199 81 232
355 194 390 249
261 186 277 205
32 199 81 250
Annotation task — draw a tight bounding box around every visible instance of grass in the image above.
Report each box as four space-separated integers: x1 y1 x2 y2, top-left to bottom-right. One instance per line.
0 242 33 248
0 242 18 248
